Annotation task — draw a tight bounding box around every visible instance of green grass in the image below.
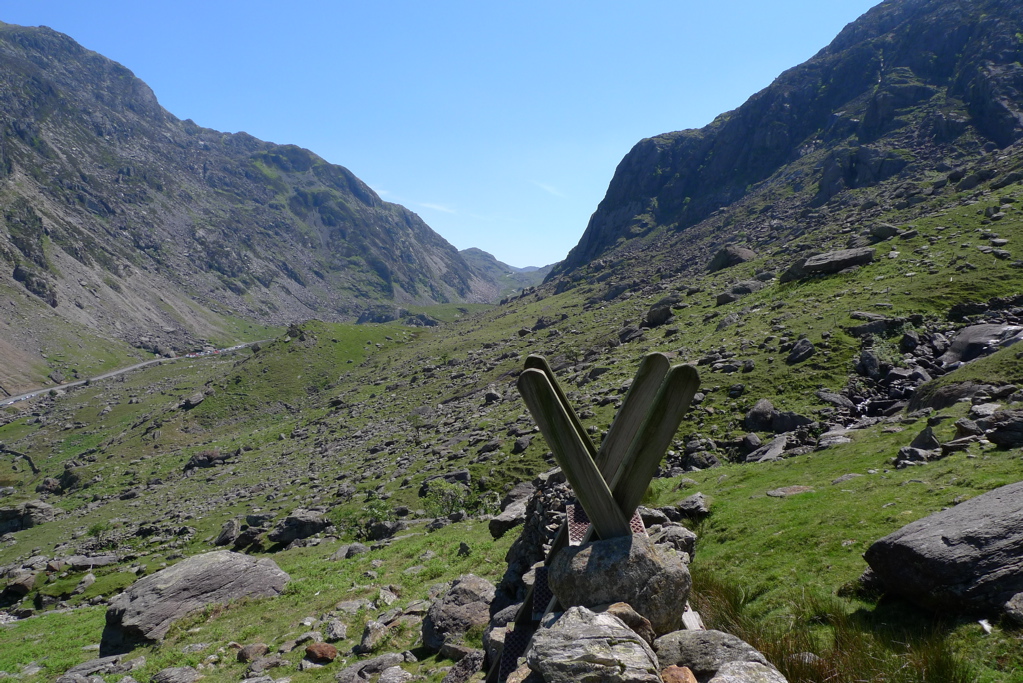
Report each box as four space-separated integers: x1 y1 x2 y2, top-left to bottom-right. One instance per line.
0 607 108 679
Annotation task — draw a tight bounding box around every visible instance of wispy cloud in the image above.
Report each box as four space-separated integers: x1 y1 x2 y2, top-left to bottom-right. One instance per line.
420 202 457 214
531 181 566 198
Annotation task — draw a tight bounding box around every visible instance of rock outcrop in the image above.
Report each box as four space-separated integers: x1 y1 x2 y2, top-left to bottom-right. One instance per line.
864 481 1023 623
101 550 290 654
422 574 496 652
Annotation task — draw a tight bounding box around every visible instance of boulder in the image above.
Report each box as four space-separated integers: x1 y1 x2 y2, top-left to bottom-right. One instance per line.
863 481 1023 623
785 339 815 365
305 641 337 662
816 391 855 411
526 606 661 683
214 519 240 546
594 601 656 645
0 500 55 534
422 574 495 652
802 247 875 275
645 305 674 328
981 410 1023 448
674 493 711 520
336 653 405 683
745 435 787 463
183 449 229 470
716 280 765 306
489 482 534 537
650 525 698 558
654 629 772 679
238 643 269 662
744 399 776 432
708 245 757 272
419 470 471 497
771 411 813 434
56 655 136 680
548 533 691 635
440 649 485 683
489 482 533 539
101 550 289 654
179 392 206 410
909 425 940 451
870 224 900 241
267 508 331 544
151 667 201 683
379 666 415 683
938 324 1023 366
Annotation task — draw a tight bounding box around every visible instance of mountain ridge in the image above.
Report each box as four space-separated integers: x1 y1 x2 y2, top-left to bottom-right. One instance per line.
548 0 1023 280
0 22 508 391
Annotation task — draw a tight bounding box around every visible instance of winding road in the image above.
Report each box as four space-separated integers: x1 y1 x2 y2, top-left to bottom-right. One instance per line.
0 341 267 407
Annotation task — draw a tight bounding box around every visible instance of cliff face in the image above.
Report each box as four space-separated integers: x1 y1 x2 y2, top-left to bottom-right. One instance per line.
0 23 492 358
553 0 1023 276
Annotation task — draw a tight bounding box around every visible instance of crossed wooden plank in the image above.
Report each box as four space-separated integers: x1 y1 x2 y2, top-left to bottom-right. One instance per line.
487 353 699 682
518 352 699 541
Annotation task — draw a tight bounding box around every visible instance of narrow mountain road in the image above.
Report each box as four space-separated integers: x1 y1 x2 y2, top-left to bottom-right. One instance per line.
0 340 269 407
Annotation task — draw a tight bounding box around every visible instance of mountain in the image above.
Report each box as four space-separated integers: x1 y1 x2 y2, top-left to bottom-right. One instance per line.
0 22 497 391
550 0 1023 279
457 248 553 298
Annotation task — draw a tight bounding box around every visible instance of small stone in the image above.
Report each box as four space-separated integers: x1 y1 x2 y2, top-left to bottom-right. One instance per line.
661 665 699 683
237 643 269 662
325 619 347 641
305 642 338 663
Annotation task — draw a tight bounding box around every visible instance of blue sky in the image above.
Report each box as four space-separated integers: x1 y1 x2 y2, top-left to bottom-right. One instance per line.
4 1 879 268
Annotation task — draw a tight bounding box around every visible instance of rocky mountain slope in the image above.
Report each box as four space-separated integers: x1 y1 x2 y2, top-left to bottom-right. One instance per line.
0 22 500 393
550 0 1023 279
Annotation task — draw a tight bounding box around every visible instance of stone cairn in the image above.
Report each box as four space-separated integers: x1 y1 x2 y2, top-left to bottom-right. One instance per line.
483 354 789 683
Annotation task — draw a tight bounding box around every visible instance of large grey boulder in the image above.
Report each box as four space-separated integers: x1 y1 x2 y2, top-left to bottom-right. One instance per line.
101 550 289 654
0 500 55 534
708 245 757 273
980 410 1023 448
781 248 874 282
654 629 772 679
152 667 201 683
440 649 485 683
716 280 765 306
745 435 787 464
489 481 534 539
527 606 661 683
744 399 776 432
267 508 331 544
802 247 875 275
336 652 405 683
938 324 1023 366
422 574 495 652
548 534 691 635
785 338 815 365
863 481 1023 623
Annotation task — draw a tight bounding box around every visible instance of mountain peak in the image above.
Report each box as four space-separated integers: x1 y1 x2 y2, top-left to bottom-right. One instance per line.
550 0 1023 278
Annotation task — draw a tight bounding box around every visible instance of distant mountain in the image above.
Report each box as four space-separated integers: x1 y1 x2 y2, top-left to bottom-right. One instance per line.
549 0 1023 279
0 22 497 374
458 248 553 298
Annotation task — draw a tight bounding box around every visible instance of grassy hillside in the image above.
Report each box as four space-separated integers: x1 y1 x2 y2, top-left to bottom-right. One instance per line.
1 172 1022 682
